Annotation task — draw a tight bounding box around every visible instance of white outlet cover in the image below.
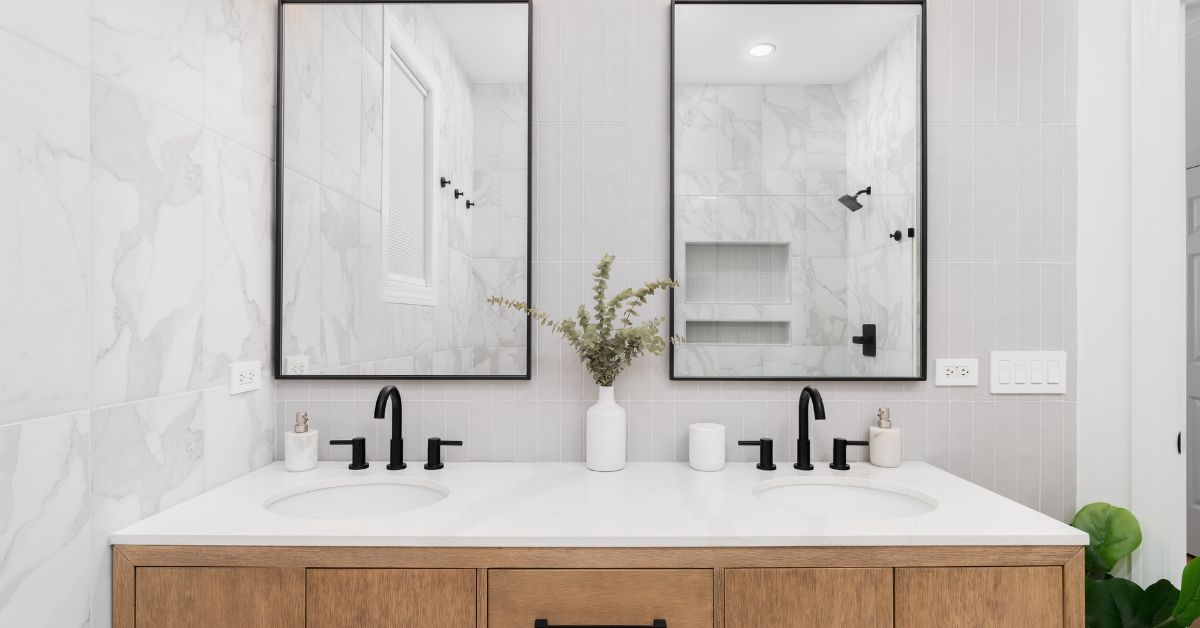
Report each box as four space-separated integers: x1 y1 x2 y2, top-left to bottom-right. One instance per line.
229 360 261 394
284 355 309 375
935 358 979 386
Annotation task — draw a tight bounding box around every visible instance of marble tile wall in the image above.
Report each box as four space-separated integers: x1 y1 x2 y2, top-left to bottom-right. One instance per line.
280 0 1079 529
471 82 531 373
845 19 922 377
0 0 278 625
672 83 853 377
280 4 489 376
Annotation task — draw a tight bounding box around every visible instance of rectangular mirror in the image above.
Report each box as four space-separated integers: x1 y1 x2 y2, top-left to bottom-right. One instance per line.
277 1 530 378
670 1 925 380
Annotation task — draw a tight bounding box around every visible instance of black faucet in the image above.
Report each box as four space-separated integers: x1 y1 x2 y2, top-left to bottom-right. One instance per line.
831 438 870 470
424 437 464 470
795 386 827 470
330 437 368 470
374 385 406 470
738 438 776 471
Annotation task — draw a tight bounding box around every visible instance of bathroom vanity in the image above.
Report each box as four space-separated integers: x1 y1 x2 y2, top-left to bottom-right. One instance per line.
110 462 1086 627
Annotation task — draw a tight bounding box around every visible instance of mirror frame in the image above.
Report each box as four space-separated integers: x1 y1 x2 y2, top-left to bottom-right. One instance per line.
273 0 534 380
668 0 928 382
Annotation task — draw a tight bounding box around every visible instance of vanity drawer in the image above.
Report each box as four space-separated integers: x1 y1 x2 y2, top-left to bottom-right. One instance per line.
724 568 892 628
488 569 714 628
895 566 1064 627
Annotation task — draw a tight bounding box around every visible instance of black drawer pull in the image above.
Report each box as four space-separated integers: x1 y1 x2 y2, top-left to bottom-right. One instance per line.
534 620 666 628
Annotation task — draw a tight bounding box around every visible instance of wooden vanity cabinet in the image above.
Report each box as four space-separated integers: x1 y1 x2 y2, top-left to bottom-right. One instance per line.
133 567 304 628
488 569 714 628
113 545 1084 628
724 568 893 628
895 567 1066 628
308 569 477 628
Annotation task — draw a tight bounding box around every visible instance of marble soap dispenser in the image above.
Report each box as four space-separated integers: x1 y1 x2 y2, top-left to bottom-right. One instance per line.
868 407 902 468
284 411 319 472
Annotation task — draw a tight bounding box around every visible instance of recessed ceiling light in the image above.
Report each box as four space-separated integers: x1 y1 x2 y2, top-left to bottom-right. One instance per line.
747 43 776 57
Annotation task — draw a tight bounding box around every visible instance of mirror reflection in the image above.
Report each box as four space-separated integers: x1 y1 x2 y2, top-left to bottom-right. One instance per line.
672 2 924 379
279 2 530 378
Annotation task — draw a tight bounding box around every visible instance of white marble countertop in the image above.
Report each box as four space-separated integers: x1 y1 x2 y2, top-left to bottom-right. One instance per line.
111 461 1087 547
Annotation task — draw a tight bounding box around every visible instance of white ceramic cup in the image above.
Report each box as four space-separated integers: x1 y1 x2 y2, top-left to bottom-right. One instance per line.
689 423 726 472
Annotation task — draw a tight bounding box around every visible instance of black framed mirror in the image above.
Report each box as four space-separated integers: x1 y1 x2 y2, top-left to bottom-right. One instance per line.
275 0 532 379
670 0 926 381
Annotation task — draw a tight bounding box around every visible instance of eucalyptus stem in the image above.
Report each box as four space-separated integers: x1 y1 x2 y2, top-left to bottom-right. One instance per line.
488 254 681 387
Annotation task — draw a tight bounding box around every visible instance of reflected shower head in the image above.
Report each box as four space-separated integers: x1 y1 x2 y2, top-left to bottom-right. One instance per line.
838 186 872 212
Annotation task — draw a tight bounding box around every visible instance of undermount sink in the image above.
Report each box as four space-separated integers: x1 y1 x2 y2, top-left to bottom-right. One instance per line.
264 477 449 519
752 476 937 519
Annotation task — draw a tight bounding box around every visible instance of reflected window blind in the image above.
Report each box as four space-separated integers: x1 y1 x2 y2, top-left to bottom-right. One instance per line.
386 52 427 283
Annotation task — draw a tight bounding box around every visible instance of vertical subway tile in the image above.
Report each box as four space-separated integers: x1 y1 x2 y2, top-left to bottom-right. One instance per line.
949 0 975 123
1017 401 1042 510
993 402 1021 499
948 402 973 479
1041 0 1067 124
603 0 629 122
972 0 998 122
972 125 997 261
605 124 629 260
995 0 1021 122
1039 401 1065 521
534 0 562 122
1019 0 1044 122
971 403 996 489
948 126 973 262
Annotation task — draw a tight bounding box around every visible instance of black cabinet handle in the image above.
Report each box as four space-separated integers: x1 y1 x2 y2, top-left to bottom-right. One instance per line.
534 621 666 628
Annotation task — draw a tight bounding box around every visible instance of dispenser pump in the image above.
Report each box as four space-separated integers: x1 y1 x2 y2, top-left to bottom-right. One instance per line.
294 411 310 434
877 407 892 429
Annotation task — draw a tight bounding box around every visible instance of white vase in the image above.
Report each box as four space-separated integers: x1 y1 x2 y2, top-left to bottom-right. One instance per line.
586 386 627 471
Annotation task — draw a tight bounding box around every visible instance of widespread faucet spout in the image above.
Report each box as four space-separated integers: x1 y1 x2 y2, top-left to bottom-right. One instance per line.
795 386 826 470
373 385 406 470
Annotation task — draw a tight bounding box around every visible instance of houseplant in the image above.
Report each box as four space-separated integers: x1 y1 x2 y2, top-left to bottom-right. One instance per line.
1073 502 1200 627
488 254 678 471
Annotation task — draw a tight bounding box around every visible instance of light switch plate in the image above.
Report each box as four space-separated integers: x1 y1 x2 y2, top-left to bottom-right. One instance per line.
990 351 1067 394
230 360 262 394
935 358 979 386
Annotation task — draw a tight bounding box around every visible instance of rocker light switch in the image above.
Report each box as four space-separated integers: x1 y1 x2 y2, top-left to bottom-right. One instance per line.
990 352 1067 394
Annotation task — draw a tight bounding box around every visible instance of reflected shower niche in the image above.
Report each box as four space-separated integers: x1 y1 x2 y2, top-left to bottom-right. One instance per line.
670 1 926 381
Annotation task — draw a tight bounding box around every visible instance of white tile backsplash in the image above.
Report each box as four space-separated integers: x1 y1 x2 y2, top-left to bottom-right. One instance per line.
0 0 1078 624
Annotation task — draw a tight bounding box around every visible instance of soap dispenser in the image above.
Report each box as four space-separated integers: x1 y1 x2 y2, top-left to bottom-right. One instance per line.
284 411 319 472
868 407 902 468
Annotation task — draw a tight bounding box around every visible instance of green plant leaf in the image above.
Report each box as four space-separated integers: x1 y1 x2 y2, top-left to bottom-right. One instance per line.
1173 558 1200 625
1087 577 1146 628
1138 580 1180 627
1073 502 1143 577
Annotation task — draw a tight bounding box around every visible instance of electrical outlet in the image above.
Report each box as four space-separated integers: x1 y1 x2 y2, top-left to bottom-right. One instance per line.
284 355 309 375
935 358 979 386
229 360 261 394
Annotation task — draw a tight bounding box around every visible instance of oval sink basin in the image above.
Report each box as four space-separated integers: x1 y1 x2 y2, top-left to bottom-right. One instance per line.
264 478 448 519
753 477 936 519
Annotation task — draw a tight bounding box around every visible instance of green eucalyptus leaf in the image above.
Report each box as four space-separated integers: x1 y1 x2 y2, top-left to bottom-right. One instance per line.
1073 502 1142 577
1173 558 1200 625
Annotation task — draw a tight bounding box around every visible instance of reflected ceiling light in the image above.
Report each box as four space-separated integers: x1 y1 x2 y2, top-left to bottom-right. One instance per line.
747 43 776 57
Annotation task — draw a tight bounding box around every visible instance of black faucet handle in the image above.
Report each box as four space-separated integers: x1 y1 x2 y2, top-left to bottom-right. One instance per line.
830 437 870 471
330 437 369 470
424 437 464 470
738 438 776 471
